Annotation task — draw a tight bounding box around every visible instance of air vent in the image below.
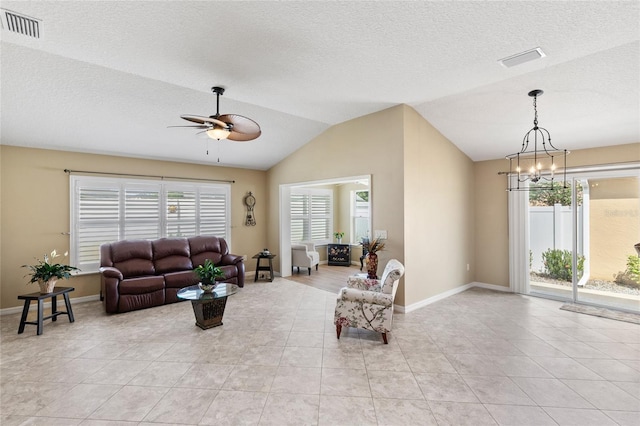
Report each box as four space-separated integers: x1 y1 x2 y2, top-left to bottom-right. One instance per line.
499 47 545 68
1 8 42 38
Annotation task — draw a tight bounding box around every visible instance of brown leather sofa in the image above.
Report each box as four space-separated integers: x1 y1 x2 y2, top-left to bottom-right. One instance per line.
99 236 244 313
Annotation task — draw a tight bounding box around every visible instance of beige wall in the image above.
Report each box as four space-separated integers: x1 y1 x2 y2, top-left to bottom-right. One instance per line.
267 105 406 303
474 143 640 288
403 106 475 306
0 146 268 309
267 104 476 308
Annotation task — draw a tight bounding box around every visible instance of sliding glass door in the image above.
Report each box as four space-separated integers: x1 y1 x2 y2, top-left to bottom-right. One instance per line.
575 176 639 311
519 165 639 313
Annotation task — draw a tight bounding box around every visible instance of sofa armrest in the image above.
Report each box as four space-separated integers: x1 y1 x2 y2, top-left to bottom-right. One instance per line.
99 266 123 280
339 287 392 307
346 276 381 292
220 254 243 265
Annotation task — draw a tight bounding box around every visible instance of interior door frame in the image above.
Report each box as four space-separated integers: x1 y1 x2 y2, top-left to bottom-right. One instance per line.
278 174 371 278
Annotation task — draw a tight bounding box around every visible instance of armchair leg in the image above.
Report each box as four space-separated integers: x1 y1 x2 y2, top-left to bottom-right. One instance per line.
315 264 318 271
336 324 342 339
308 267 311 276
382 333 388 344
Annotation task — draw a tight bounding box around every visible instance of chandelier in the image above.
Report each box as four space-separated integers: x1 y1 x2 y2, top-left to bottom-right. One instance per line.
506 89 569 191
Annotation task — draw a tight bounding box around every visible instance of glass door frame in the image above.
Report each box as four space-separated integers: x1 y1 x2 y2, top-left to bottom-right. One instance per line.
509 162 640 312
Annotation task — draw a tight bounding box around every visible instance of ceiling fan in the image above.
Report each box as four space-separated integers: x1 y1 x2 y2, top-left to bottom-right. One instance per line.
172 86 261 141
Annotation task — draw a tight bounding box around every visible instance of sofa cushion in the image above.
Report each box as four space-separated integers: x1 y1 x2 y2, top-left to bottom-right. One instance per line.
119 276 165 295
153 238 193 274
111 240 155 278
190 235 226 267
164 270 199 289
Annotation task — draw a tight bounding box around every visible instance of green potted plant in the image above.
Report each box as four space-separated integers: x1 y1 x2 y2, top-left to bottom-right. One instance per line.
194 259 225 292
22 250 79 294
334 231 345 243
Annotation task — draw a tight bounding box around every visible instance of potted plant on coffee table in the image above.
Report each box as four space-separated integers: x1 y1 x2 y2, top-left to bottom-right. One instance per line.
23 250 79 294
194 259 225 292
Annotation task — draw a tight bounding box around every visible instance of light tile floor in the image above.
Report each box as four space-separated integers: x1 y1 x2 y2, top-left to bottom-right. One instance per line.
1 279 639 425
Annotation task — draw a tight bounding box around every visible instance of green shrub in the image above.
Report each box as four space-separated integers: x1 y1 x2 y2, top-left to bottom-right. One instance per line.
625 255 640 284
542 249 585 282
529 182 583 206
529 250 533 270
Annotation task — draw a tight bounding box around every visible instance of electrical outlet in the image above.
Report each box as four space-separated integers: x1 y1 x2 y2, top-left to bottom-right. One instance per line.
466 263 470 271
374 230 387 239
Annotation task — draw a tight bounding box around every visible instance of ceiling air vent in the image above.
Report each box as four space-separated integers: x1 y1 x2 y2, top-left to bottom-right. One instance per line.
1 8 42 38
499 47 545 68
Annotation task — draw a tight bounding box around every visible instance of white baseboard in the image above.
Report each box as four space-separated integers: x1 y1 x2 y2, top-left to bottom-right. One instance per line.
0 294 100 316
394 282 512 313
472 281 512 292
395 282 475 313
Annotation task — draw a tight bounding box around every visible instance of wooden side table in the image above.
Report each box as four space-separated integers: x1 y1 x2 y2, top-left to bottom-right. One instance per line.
252 253 276 282
17 287 75 335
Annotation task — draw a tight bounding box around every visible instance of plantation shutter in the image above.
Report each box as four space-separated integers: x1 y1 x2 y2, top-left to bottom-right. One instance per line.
166 189 197 237
290 189 332 244
124 185 161 240
70 176 231 273
310 194 331 240
73 181 120 272
290 193 308 242
199 191 228 238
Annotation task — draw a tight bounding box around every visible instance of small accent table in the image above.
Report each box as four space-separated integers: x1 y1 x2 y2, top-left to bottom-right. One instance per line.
177 284 239 329
18 286 75 335
253 253 276 282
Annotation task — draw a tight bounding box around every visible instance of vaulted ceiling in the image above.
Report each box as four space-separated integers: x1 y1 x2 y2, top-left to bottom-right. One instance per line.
1 1 638 170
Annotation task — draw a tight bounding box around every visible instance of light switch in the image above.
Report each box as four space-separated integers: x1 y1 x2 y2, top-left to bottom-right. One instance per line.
374 230 387 239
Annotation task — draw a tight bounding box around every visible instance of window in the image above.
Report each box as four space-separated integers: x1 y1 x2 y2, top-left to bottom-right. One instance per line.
351 190 370 243
290 188 333 244
70 176 230 273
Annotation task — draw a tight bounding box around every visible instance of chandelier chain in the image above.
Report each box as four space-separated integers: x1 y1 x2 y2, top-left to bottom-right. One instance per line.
533 94 538 128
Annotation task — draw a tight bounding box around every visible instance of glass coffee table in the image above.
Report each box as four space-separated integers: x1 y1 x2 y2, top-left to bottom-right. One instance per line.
177 284 239 329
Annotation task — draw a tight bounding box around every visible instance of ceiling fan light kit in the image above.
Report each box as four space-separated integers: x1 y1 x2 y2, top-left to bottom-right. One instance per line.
174 86 261 142
206 127 231 140
505 89 569 191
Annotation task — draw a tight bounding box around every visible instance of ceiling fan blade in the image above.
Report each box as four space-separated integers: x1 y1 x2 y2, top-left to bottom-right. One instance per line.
181 115 227 128
219 114 262 141
167 125 210 129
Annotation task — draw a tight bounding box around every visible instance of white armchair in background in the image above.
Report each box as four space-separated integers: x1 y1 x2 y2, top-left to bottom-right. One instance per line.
291 242 320 275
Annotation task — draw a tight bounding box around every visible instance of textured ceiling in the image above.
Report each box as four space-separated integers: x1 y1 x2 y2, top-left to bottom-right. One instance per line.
1 1 638 170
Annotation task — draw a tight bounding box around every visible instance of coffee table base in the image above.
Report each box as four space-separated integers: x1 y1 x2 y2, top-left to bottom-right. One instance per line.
190 296 229 329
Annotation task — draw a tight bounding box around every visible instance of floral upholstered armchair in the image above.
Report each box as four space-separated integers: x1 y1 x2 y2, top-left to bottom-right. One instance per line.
334 259 405 344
